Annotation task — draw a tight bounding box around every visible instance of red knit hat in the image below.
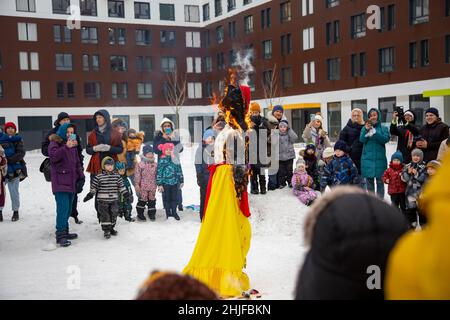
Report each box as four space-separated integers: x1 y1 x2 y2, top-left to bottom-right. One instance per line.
4 122 17 132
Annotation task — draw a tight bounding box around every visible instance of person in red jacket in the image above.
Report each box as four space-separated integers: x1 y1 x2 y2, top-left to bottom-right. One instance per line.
382 151 407 213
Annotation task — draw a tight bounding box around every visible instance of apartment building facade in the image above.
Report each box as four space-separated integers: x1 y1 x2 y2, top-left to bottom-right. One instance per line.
0 0 449 149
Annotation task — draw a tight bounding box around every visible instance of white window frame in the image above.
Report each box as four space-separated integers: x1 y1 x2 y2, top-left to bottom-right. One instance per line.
303 27 314 50
18 22 37 41
21 80 40 99
184 5 200 22
188 82 202 99
16 0 36 12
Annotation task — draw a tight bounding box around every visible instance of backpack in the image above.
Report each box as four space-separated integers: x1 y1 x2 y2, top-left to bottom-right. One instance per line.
39 158 51 182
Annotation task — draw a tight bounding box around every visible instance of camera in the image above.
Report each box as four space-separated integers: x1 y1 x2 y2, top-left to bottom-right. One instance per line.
394 106 405 124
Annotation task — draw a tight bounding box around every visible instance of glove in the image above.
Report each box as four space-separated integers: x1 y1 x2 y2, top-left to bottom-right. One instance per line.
76 178 85 194
93 144 111 152
83 193 94 202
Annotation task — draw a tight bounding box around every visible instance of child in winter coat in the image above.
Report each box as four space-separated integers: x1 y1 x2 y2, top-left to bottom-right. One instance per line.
0 146 7 222
115 161 135 222
291 159 317 206
299 144 320 191
157 143 184 220
134 144 158 221
401 148 427 228
195 129 215 221
83 157 129 239
126 129 145 169
426 160 441 177
382 151 407 212
277 120 298 189
320 141 359 191
317 147 335 191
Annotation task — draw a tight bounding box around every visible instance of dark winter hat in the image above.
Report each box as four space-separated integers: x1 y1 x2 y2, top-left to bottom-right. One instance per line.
425 107 439 118
54 112 70 126
143 144 154 156
4 122 17 132
279 119 289 128
391 150 403 163
272 105 284 114
305 143 316 153
295 187 408 300
101 156 115 170
115 161 126 171
411 148 424 161
333 140 348 153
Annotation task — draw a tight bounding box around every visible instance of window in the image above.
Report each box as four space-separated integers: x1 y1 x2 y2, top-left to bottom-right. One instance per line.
55 53 72 71
82 54 99 71
134 2 150 19
327 102 341 141
57 82 75 98
16 0 36 12
446 35 450 63
421 39 429 67
245 44 254 61
388 5 396 30
160 30 175 46
229 50 237 67
302 0 313 16
188 83 202 99
228 21 236 39
108 28 126 45
110 55 127 71
379 47 395 73
108 0 124 18
261 8 271 29
303 27 314 50
351 52 366 77
80 0 97 16
137 83 152 98
215 0 222 17
303 61 315 84
379 7 386 32
244 16 253 34
217 52 225 70
18 23 37 41
409 95 430 126
82 54 89 71
203 30 210 47
281 67 292 88
351 13 366 39
84 82 101 98
112 82 128 99
203 4 210 21
326 0 339 8
185 5 200 22
186 31 201 48
409 42 418 68
161 57 176 72
136 56 152 72
21 81 40 99
139 115 155 141
379 97 396 123
53 25 61 43
81 27 98 44
262 40 272 59
63 26 72 43
205 57 212 72
248 73 255 91
227 0 236 12
52 0 69 14
186 57 202 73
53 25 71 43
216 26 224 44
326 21 339 45
204 81 213 98
244 0 252 5
447 0 450 16
281 34 292 55
160 4 175 21
327 58 340 80
410 0 429 25
280 1 291 23
19 52 39 70
135 29 151 46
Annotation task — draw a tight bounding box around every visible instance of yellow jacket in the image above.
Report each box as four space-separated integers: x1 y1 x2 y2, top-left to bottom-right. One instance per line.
386 151 450 299
127 132 145 152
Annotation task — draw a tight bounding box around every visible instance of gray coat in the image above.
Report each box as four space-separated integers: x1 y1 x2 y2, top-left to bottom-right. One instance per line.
278 129 298 161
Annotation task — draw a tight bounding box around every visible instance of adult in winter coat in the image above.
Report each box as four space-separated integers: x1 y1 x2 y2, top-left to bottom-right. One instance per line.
0 146 7 222
86 109 123 175
266 105 286 190
195 129 215 221
339 108 365 173
295 187 408 300
153 118 184 211
437 138 450 161
277 120 298 189
0 122 27 222
382 151 407 212
41 112 84 224
390 109 420 164
48 123 85 247
416 107 449 163
386 151 450 299
360 108 391 198
302 114 332 158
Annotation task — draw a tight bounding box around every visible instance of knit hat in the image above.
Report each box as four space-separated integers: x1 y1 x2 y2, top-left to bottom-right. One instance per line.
391 150 404 163
101 156 115 170
411 148 424 161
314 114 324 123
404 110 415 120
426 160 441 169
158 142 174 157
54 112 70 126
322 147 334 159
279 119 289 128
143 144 154 156
250 102 261 113
115 161 126 171
305 143 316 153
425 107 439 118
202 128 215 141
334 140 348 153
111 118 128 129
4 122 17 132
272 105 284 114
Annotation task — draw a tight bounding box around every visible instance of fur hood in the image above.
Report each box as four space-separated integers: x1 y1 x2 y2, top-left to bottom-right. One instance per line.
49 133 64 144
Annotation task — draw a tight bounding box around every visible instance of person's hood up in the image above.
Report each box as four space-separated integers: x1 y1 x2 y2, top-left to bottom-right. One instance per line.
56 123 74 142
93 109 112 129
160 118 175 130
367 108 382 126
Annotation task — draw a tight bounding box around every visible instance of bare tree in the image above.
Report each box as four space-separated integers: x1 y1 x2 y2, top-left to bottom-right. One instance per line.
261 63 284 109
164 66 187 127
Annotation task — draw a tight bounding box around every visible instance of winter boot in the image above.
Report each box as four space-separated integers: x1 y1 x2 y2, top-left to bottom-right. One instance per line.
171 208 180 221
147 200 156 221
250 174 259 194
73 216 83 224
259 175 267 194
136 203 147 221
0 211 3 222
104 231 111 239
165 209 172 219
11 211 19 222
64 228 78 240
110 227 118 236
178 204 184 211
55 231 71 247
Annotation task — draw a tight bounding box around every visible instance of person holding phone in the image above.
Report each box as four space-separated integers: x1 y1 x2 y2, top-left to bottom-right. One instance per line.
302 113 332 159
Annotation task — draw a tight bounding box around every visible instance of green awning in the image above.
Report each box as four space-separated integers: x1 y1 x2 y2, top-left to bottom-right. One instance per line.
422 89 450 97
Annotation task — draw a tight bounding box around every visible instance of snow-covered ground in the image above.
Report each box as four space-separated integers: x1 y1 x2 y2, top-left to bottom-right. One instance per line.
0 144 326 300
